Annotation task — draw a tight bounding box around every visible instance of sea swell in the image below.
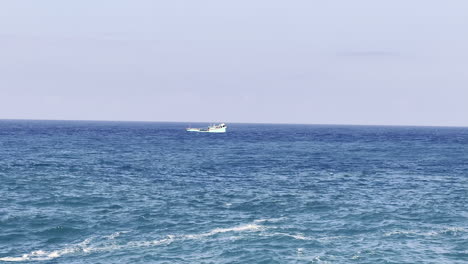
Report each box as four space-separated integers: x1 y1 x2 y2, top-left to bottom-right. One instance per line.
1 121 467 263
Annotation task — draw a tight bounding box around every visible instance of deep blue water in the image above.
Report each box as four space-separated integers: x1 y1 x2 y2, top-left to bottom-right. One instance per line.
0 120 467 263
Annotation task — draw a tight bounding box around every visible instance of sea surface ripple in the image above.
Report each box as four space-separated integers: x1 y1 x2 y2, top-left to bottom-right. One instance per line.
0 120 467 263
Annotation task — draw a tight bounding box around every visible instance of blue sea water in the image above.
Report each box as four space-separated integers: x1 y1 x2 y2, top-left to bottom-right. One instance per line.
0 120 467 263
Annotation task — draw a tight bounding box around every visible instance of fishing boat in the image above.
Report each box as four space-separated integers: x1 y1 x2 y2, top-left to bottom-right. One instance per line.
186 123 227 133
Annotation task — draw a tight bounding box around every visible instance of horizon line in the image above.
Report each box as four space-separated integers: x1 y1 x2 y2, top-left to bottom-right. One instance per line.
0 118 466 129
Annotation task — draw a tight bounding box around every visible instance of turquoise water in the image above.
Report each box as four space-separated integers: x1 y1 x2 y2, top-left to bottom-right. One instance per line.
0 120 467 263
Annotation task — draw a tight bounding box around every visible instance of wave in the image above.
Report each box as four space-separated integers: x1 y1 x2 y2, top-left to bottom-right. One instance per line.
265 232 313 241
103 231 130 240
183 223 263 240
0 238 93 262
316 236 346 241
384 226 467 237
253 217 286 223
0 222 264 262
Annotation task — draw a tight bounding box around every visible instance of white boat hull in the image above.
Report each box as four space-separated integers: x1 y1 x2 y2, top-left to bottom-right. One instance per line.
186 123 227 133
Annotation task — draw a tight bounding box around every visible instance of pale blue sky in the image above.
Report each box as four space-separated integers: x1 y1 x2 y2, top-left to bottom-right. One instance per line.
1 0 467 126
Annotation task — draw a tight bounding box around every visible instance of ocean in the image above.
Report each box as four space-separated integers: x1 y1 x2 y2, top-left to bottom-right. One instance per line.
0 120 467 263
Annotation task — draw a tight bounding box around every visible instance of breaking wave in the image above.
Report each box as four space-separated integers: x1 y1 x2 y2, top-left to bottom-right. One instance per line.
0 222 264 262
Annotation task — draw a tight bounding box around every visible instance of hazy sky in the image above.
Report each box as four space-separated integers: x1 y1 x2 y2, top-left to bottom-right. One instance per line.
1 0 467 126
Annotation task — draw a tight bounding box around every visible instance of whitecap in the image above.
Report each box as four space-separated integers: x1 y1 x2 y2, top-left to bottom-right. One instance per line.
311 255 331 263
351 250 361 259
104 231 130 240
280 232 311 240
183 223 263 240
296 247 304 255
0 256 28 262
0 245 81 262
438 226 466 235
261 231 313 241
0 221 265 262
384 227 466 237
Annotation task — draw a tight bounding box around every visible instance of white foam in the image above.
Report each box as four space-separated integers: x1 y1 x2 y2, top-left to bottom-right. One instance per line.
311 255 331 263
351 250 361 260
0 222 265 262
296 247 304 255
0 256 28 262
104 231 130 240
0 254 29 262
0 246 80 262
0 238 94 262
438 227 466 235
125 235 174 248
184 223 263 240
289 233 310 240
266 232 313 240
384 227 466 237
